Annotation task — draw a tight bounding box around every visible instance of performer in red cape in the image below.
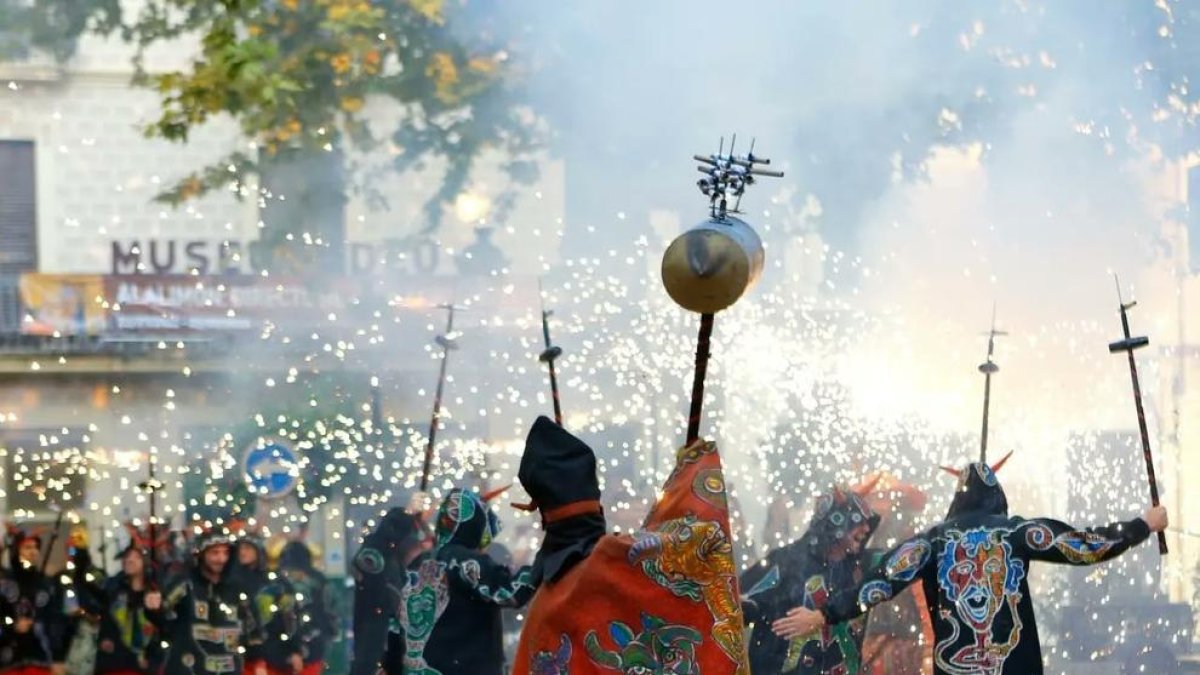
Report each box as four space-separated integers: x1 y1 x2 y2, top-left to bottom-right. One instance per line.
512 416 749 675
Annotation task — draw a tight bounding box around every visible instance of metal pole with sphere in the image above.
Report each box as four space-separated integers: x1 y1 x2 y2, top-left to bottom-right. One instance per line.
661 137 783 446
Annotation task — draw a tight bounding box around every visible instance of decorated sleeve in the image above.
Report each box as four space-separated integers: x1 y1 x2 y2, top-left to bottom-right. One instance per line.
738 561 781 624
148 578 188 629
447 550 537 608
822 534 934 625
1013 517 1151 565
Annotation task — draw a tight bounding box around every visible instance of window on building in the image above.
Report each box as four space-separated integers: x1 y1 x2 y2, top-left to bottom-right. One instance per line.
0 140 38 274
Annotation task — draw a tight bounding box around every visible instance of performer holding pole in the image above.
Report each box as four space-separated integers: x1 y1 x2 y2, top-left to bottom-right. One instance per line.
137 449 165 580
1108 276 1169 555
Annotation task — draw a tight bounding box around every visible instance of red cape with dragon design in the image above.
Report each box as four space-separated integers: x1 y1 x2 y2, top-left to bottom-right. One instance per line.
513 439 749 675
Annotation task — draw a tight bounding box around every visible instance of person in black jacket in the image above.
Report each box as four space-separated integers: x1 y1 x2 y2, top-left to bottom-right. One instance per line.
0 526 70 675
276 543 333 675
232 531 272 675
247 568 303 675
349 506 425 675
74 526 163 674
740 484 882 674
398 488 537 675
772 458 1169 675
150 527 244 675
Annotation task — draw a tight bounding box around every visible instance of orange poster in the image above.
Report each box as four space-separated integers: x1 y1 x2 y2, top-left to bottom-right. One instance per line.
18 274 108 336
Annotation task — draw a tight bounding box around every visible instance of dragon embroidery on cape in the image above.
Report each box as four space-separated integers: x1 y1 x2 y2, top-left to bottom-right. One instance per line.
629 514 746 674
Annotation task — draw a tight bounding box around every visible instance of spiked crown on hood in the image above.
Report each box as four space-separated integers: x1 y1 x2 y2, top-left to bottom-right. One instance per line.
939 450 1013 519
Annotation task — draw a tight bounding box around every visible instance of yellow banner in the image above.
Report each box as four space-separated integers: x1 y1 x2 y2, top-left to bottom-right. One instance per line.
18 274 108 336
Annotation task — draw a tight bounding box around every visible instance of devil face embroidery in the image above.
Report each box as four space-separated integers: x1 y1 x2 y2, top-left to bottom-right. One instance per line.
935 528 1025 674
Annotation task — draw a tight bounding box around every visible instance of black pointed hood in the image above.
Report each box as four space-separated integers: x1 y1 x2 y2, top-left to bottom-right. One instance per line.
518 416 606 584
944 462 1009 519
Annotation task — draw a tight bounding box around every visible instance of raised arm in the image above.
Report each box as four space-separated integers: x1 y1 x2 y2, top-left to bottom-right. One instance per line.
1013 505 1163 565
445 549 538 608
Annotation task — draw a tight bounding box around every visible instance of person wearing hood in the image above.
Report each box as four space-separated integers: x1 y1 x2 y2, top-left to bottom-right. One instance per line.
0 526 70 675
772 455 1169 675
149 526 245 675
73 524 163 674
512 416 750 675
229 528 274 675
267 542 333 675
349 506 425 675
740 484 883 674
397 487 537 674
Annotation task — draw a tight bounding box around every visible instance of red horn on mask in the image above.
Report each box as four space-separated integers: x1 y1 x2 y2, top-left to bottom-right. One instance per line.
851 473 882 498
939 465 963 479
990 450 1014 474
481 484 512 503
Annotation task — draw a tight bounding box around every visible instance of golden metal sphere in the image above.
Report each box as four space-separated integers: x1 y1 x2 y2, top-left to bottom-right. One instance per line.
661 215 764 314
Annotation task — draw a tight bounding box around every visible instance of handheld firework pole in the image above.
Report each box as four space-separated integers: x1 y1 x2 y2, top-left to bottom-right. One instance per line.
97 528 110 576
978 305 1007 464
537 279 565 426
1107 276 1168 555
39 505 66 576
663 135 782 445
419 303 462 492
137 448 165 577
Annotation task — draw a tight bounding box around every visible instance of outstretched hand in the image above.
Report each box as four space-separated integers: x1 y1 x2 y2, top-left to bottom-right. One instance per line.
1142 505 1168 533
771 606 825 640
407 491 432 515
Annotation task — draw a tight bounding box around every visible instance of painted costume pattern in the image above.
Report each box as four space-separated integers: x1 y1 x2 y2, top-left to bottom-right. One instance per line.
630 514 743 668
933 528 1025 674
398 558 450 675
584 612 702 673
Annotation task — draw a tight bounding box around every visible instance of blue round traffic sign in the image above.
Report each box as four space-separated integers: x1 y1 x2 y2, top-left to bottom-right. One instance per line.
242 439 300 499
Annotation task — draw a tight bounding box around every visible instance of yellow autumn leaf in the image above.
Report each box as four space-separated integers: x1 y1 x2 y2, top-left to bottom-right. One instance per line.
408 0 444 24
331 53 353 74
281 0 299 9
340 97 365 113
328 4 350 21
427 52 458 84
179 177 204 200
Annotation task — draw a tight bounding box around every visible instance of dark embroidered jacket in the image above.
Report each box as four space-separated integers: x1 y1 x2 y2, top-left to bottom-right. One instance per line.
823 462 1151 675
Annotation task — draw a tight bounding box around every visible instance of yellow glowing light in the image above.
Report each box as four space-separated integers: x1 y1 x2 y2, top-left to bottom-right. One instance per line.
453 191 491 223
